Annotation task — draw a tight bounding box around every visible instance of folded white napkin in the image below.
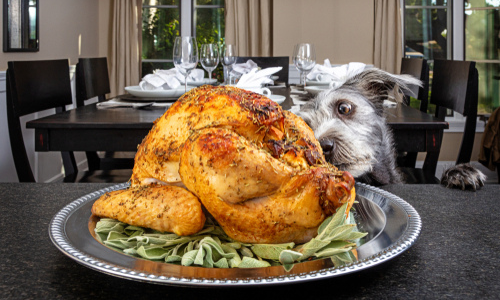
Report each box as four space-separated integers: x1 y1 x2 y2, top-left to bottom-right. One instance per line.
139 68 204 90
183 69 204 83
306 58 334 81
235 67 282 87
306 61 367 90
231 59 258 75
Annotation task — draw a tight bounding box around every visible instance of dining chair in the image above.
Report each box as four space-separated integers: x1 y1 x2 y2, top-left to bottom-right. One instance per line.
400 59 479 184
397 58 430 168
400 57 429 112
6 59 132 183
75 57 135 171
235 56 289 86
75 57 110 106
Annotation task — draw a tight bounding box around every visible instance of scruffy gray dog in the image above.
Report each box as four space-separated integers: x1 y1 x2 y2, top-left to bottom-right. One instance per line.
297 68 486 190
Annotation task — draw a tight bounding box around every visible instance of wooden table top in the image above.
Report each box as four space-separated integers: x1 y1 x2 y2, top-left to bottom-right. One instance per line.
27 88 448 131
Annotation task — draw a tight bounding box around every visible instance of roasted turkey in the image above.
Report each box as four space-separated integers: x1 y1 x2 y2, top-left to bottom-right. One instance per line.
92 85 355 244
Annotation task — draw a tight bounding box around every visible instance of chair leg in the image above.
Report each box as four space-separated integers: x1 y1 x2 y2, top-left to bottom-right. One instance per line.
397 151 419 168
61 151 78 176
85 151 102 171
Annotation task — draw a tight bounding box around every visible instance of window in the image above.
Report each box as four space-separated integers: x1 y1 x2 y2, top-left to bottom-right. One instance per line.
465 1 500 113
404 0 500 114
404 0 451 60
404 0 451 114
141 0 225 78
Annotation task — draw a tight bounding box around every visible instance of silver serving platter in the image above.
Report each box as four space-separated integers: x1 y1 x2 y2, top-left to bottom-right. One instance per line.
49 183 421 287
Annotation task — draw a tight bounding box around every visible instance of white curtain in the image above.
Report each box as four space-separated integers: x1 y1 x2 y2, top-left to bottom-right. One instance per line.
109 0 142 97
225 0 273 56
373 0 403 73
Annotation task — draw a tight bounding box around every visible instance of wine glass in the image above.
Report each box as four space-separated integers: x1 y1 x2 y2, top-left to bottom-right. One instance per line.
173 36 199 92
200 44 219 82
221 44 236 84
293 43 316 87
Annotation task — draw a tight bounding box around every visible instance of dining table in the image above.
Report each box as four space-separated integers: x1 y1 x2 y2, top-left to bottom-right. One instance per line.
26 86 449 176
1 182 498 299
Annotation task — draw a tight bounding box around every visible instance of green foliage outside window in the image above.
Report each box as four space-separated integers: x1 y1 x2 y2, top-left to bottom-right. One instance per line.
141 1 226 82
195 7 225 82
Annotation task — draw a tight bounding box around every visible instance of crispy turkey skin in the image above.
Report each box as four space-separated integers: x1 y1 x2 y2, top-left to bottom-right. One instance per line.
92 85 355 244
92 185 205 236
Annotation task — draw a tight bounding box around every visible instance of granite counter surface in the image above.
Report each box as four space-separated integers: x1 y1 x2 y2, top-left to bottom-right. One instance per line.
1 183 498 299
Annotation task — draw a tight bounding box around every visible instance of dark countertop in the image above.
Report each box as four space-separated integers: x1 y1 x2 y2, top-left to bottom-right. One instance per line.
1 183 499 299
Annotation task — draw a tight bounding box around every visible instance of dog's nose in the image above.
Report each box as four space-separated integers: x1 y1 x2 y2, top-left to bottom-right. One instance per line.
320 139 335 154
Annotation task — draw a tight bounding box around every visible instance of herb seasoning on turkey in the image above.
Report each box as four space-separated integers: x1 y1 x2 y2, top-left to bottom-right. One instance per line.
92 85 356 246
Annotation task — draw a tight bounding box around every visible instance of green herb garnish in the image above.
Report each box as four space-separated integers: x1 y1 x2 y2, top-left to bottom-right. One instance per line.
95 202 366 271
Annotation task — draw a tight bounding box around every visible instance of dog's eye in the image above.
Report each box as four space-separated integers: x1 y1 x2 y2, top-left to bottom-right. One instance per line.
338 102 352 115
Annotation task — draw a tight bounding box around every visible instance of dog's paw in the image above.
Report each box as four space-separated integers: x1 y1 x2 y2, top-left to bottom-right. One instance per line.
440 163 487 191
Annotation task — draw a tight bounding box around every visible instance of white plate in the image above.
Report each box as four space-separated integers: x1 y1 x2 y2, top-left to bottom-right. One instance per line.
304 86 330 95
270 75 279 81
124 86 195 98
268 95 286 104
187 78 218 86
305 80 332 86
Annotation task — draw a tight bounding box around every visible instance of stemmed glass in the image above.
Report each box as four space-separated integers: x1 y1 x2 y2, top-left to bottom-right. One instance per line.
173 36 199 92
200 44 219 82
221 44 236 84
293 43 316 87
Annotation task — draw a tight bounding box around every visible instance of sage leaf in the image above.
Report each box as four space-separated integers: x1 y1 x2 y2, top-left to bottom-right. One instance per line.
123 248 138 255
316 203 349 239
136 245 171 260
251 243 295 260
238 256 271 268
278 250 303 265
240 246 254 257
124 225 144 236
333 251 353 263
103 239 137 250
224 242 242 250
181 250 199 266
194 246 206 266
165 255 182 263
346 231 368 240
214 258 229 268
221 244 242 268
325 224 355 241
296 238 330 260
107 231 128 241
314 247 352 258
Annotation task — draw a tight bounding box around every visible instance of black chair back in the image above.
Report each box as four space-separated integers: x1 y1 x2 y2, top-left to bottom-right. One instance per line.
75 57 111 107
398 59 478 184
75 57 134 171
235 56 289 85
6 59 77 182
400 57 429 112
430 60 478 165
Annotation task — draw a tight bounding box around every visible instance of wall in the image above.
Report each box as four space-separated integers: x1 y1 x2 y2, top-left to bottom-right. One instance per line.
0 0 111 182
273 0 374 65
0 0 107 70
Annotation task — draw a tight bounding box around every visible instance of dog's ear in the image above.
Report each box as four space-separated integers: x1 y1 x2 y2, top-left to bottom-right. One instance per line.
343 68 422 113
